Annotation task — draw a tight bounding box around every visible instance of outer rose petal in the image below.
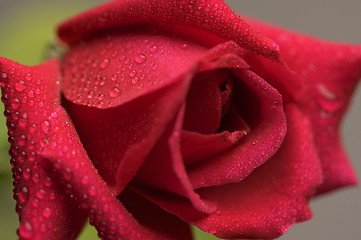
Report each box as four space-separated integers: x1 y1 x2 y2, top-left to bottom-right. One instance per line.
246 19 361 193
134 103 322 239
43 107 163 240
0 58 87 239
61 25 209 109
57 0 280 60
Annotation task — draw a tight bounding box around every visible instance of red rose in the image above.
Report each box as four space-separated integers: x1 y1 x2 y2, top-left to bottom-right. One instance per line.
1 1 360 239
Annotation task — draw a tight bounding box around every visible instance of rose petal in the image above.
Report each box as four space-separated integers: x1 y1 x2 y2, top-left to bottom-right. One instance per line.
134 105 217 214
58 0 280 60
182 69 226 134
0 58 87 240
188 69 287 189
181 130 246 166
131 57 285 218
43 107 160 240
65 74 190 194
65 40 250 195
247 19 361 193
119 187 193 240
61 25 208 109
134 103 322 239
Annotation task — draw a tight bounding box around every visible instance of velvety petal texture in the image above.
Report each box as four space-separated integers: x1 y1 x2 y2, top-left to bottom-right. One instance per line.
246 18 361 193
0 58 87 240
1 0 361 240
58 0 280 59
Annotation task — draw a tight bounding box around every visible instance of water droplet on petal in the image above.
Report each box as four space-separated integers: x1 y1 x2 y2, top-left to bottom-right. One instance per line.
81 176 89 185
109 87 121 98
131 77 139 85
11 98 21 109
111 74 118 81
44 177 52 187
41 121 50 133
18 221 34 239
42 208 52 218
135 54 147 64
181 43 189 50
100 59 110 69
89 186 96 196
36 189 46 199
27 91 35 98
23 168 31 180
19 116 28 128
15 81 26 92
150 46 158 53
32 173 40 183
40 224 47 233
25 73 32 81
18 186 29 204
317 84 338 100
129 70 137 78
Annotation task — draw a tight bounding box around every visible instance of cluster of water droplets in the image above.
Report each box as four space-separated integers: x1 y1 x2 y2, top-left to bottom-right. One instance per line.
44 111 151 240
62 27 205 109
58 0 279 60
0 60 78 239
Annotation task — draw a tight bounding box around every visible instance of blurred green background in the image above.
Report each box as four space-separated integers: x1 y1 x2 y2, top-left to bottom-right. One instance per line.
0 0 360 240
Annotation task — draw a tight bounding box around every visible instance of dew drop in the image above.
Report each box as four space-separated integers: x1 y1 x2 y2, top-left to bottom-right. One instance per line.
36 189 46 199
18 186 29 204
81 176 89 185
109 87 121 98
25 73 32 81
32 199 39 208
19 115 28 128
11 98 21 109
42 208 52 218
41 121 50 133
181 43 189 50
40 224 47 233
23 168 31 180
97 94 105 101
32 173 40 183
44 177 52 187
18 221 34 239
89 186 96 196
100 59 110 69
29 124 37 134
111 74 118 81
131 78 139 85
97 102 105 108
150 46 158 53
135 54 147 64
317 84 338 100
64 168 72 180
129 70 137 78
17 135 27 146
15 81 26 92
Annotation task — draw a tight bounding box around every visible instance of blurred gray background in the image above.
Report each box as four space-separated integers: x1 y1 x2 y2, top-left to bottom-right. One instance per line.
0 0 360 239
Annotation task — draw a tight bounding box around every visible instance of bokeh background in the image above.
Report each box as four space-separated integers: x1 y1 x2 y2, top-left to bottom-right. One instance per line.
0 0 360 239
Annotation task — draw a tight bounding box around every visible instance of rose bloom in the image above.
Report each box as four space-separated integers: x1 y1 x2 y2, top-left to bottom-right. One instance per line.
0 0 360 240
